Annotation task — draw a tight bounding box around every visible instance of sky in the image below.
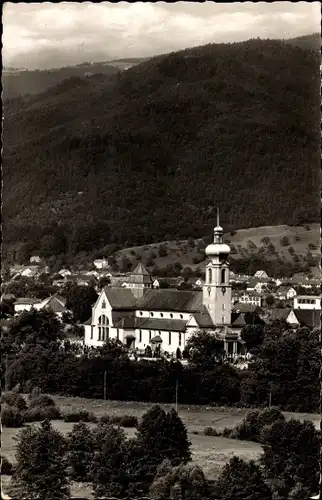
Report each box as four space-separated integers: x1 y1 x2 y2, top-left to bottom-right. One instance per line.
2 2 320 70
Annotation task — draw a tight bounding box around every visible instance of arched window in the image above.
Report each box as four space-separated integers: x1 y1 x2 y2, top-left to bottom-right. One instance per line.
208 268 212 283
98 315 109 341
102 300 106 309
221 269 226 284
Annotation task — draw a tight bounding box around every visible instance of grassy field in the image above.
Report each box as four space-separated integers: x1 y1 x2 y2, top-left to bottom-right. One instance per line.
2 396 319 498
115 223 320 274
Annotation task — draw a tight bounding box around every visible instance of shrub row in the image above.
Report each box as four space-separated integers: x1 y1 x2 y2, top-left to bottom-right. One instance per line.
1 392 138 428
203 407 286 442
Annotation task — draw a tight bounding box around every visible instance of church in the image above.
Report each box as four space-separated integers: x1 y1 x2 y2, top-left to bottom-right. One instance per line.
84 215 244 356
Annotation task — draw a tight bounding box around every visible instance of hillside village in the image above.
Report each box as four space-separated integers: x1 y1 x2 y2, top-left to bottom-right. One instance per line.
2 218 320 363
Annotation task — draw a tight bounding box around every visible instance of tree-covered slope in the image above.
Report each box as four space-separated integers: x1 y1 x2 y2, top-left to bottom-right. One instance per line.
2 62 120 99
3 39 320 262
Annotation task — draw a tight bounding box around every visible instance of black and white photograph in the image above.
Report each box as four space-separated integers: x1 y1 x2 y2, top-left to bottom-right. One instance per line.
1 2 321 499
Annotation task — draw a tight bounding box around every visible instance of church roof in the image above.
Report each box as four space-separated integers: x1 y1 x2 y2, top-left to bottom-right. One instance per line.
114 316 137 329
231 313 247 327
103 287 137 309
192 307 214 327
136 318 187 332
136 289 202 312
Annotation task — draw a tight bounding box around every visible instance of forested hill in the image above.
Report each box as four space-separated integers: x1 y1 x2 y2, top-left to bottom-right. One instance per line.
2 62 120 99
3 38 320 262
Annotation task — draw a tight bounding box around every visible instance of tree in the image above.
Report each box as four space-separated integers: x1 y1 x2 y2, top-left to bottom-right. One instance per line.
260 418 319 497
97 276 111 289
280 236 290 246
240 325 265 353
64 285 98 322
119 256 132 272
91 422 128 499
185 330 225 365
215 456 272 500
265 294 275 306
182 266 193 282
150 460 209 500
1 309 65 356
12 419 70 500
137 405 191 473
158 244 168 257
66 422 94 481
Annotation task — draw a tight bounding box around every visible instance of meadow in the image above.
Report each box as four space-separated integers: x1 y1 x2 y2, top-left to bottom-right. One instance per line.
116 223 320 274
2 396 320 498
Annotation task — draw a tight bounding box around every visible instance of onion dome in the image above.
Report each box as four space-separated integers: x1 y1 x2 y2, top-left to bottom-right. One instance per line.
205 209 230 259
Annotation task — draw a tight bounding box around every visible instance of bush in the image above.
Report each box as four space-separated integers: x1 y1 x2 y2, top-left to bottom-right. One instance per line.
280 236 290 246
1 455 14 475
29 394 56 409
1 391 27 411
204 426 219 436
100 414 138 427
63 410 97 423
23 405 62 422
222 427 233 438
1 404 24 427
230 407 285 443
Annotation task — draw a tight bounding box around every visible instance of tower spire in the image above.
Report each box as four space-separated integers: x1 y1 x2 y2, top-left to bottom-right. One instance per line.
217 207 220 227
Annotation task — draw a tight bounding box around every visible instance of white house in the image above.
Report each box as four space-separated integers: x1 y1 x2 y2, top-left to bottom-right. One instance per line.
14 294 69 317
14 298 41 314
239 292 262 307
58 269 72 277
84 215 242 357
20 265 41 278
246 279 268 294
30 255 41 264
276 285 297 300
293 295 321 310
93 259 110 270
254 270 269 279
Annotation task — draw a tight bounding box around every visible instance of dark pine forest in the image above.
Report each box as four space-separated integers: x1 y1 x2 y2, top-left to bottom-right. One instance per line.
3 38 320 262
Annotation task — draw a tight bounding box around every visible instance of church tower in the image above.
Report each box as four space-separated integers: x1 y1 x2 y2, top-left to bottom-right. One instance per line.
203 209 232 325
126 262 152 299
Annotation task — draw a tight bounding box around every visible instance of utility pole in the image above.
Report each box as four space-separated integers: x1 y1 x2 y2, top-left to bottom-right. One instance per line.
175 380 178 413
5 354 8 391
103 370 107 401
268 382 272 407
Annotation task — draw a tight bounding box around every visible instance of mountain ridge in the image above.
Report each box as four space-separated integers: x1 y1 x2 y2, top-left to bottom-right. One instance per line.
3 38 320 263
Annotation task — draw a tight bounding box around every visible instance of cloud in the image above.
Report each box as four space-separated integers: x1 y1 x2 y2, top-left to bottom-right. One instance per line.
2 2 320 69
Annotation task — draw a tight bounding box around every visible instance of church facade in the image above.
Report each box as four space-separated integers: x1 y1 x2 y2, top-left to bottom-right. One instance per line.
84 217 243 356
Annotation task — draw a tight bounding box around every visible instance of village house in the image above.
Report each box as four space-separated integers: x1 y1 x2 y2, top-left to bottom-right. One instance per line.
293 295 321 310
93 258 110 269
84 214 244 357
14 294 69 317
58 269 72 277
29 255 41 264
246 278 269 294
268 308 320 330
254 270 269 279
238 291 263 307
275 285 297 300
